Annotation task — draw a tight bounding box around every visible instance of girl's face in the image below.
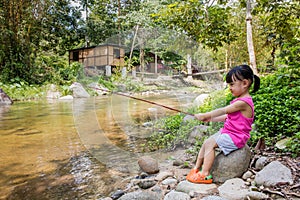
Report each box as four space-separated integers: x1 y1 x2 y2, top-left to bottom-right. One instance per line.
228 77 250 97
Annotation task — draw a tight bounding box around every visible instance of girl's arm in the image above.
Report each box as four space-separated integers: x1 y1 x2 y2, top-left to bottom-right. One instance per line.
210 114 227 122
194 101 248 122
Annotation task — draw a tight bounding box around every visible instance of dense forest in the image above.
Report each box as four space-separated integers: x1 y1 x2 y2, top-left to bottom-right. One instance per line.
0 0 299 84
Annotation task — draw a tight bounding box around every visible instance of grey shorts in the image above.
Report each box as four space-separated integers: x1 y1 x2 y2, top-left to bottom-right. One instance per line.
212 132 238 155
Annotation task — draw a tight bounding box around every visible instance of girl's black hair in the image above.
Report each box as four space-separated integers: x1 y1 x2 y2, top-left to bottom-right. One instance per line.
226 64 260 93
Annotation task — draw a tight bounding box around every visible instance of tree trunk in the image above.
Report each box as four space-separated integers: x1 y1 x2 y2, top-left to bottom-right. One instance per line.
140 48 145 81
246 0 258 74
187 54 193 80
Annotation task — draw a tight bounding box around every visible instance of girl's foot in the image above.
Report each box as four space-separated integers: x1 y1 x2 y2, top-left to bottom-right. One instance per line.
186 171 213 184
186 168 198 181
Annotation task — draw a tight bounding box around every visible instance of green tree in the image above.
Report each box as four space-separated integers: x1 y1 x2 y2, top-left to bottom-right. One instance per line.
253 0 300 69
85 0 141 45
153 0 237 51
0 0 84 84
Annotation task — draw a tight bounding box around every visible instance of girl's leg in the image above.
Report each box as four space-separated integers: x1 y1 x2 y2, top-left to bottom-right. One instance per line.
194 137 218 172
195 145 205 169
201 137 218 176
187 137 218 184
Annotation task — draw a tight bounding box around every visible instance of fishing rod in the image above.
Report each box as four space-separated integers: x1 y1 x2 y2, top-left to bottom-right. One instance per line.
90 87 195 116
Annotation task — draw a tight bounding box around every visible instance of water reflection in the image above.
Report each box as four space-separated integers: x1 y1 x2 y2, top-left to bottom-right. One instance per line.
0 91 196 199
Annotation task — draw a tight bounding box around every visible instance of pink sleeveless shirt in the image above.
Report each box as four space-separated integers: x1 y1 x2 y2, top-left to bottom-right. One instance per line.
220 97 254 148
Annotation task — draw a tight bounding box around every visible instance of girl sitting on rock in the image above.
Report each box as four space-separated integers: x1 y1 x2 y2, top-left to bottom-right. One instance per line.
187 65 260 184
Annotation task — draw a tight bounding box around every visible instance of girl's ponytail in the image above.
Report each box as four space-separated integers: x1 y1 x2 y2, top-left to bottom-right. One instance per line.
252 74 260 93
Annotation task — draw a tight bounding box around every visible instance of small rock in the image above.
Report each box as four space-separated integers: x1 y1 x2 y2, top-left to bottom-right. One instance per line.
162 178 178 185
118 191 162 200
183 115 196 122
137 179 157 189
242 171 253 180
142 122 153 127
245 181 251 186
246 191 269 200
188 125 209 144
138 156 159 174
164 190 190 200
151 185 163 195
173 159 184 166
155 171 173 181
202 196 229 200
59 95 73 100
255 156 268 170
110 189 125 200
275 138 290 150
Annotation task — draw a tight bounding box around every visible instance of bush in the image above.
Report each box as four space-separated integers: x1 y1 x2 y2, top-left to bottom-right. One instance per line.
251 66 300 156
145 114 201 151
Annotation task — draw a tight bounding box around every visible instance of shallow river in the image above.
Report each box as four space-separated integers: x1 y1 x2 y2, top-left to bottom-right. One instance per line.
0 91 197 199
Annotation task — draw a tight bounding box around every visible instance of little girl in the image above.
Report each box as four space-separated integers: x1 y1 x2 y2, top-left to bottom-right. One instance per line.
187 64 260 184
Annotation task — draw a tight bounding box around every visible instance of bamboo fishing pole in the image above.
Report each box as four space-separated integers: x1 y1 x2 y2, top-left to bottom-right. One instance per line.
91 87 195 116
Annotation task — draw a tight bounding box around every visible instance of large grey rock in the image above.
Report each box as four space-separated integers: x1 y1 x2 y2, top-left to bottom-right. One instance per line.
176 180 217 195
70 82 90 98
187 125 209 144
202 196 229 200
218 178 249 200
88 82 109 95
46 84 61 99
211 145 251 183
0 88 13 105
193 94 209 107
138 156 159 174
164 190 190 200
255 161 293 187
218 178 269 200
118 191 162 200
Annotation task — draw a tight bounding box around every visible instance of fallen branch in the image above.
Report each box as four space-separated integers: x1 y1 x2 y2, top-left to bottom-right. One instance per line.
285 192 300 198
286 159 300 171
290 183 300 190
261 188 285 197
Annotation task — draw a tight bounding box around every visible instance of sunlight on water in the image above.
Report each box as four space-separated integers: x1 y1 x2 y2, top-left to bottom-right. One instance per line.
0 92 196 199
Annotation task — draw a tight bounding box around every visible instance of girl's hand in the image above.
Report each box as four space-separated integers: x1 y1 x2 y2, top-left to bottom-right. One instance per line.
194 113 211 122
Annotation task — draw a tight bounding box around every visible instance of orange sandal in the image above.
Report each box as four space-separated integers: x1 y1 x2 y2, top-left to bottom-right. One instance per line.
186 169 213 184
186 168 198 182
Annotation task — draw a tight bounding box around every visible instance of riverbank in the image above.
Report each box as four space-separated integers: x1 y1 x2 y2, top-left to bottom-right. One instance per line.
103 144 300 200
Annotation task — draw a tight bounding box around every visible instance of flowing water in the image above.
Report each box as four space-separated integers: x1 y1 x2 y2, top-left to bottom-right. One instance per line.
0 91 197 200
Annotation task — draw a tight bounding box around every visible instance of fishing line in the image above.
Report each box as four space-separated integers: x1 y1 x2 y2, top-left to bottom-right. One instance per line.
90 87 195 116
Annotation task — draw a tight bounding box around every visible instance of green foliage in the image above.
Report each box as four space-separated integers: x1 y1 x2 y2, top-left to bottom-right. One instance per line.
146 114 201 151
146 89 228 151
0 0 84 84
285 132 300 158
160 51 186 71
251 66 300 151
153 0 236 50
34 55 81 85
0 82 46 101
98 76 117 91
279 38 300 68
122 79 144 92
197 89 230 114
